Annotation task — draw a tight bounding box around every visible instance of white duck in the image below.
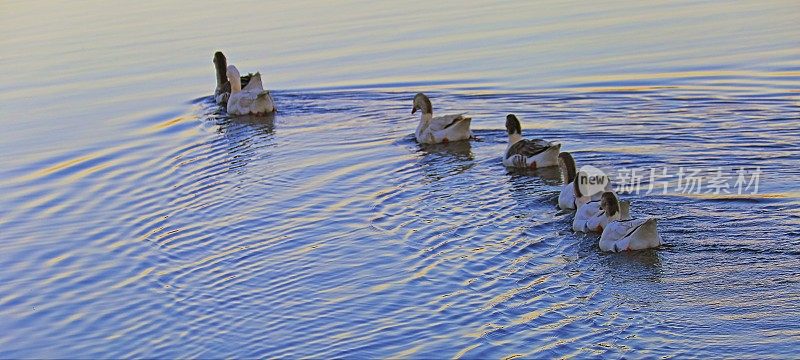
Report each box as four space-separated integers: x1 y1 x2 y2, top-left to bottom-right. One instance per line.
573 172 601 232
558 152 612 210
412 93 472 144
586 192 631 232
502 114 561 169
226 65 276 116
213 51 254 106
599 193 662 252
573 170 623 232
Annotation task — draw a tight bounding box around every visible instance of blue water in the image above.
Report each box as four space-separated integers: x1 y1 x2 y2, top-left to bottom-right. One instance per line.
1 1 799 358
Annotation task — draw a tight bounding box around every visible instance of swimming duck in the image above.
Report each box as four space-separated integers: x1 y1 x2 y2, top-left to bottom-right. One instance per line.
586 192 631 232
502 114 561 169
226 65 276 116
558 152 578 210
412 93 472 144
558 152 612 210
598 192 662 252
572 171 602 232
572 171 624 232
213 51 254 105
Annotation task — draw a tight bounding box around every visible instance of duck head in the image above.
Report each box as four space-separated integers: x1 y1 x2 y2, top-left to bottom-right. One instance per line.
226 65 242 93
599 191 620 217
505 114 522 135
505 114 524 144
213 51 228 89
412 93 433 115
558 152 577 184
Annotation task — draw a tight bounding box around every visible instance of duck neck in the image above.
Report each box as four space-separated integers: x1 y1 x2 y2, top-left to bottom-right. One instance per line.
230 77 242 93
215 60 227 90
420 112 432 124
509 133 522 145
216 69 226 90
417 112 433 133
560 164 575 184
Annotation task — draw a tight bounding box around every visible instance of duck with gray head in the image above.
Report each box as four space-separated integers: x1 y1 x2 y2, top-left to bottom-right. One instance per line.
572 171 604 232
213 51 254 105
586 191 632 232
411 93 472 144
502 114 561 169
557 152 613 210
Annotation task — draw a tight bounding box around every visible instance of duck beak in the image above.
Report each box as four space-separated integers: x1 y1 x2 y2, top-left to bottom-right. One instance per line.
411 107 417 114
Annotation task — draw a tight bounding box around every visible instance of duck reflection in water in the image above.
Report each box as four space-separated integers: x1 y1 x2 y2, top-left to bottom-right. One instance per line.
598 248 663 284
418 140 473 159
504 146 562 207
216 113 276 175
506 164 562 185
505 170 563 215
416 141 474 184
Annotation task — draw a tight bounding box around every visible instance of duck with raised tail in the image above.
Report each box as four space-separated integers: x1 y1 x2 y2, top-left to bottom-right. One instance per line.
502 114 561 169
598 192 662 252
226 65 276 116
213 51 254 106
412 93 472 144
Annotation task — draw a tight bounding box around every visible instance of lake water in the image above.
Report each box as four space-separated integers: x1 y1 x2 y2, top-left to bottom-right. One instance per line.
1 0 799 358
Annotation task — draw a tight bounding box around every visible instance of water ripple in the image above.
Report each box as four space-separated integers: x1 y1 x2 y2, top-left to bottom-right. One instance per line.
1 88 799 358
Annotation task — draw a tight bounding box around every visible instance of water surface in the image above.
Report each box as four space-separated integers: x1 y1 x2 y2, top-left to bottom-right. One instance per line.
1 0 799 358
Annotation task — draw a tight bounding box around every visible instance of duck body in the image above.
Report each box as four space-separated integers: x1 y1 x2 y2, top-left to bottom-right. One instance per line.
215 74 253 105
599 218 662 252
226 67 276 116
412 93 472 144
503 139 561 168
502 114 560 169
558 183 577 210
572 198 601 232
415 113 473 144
